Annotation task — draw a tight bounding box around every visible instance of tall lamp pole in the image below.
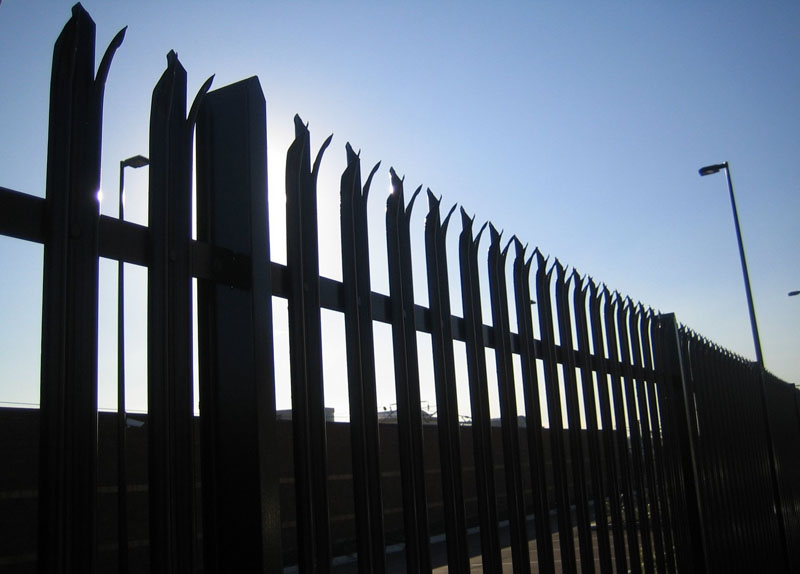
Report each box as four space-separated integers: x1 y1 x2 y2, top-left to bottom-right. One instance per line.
117 154 148 574
699 161 789 570
698 162 764 365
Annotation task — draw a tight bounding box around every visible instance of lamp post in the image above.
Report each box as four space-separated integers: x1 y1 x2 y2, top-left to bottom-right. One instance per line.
698 162 764 366
699 161 789 569
117 154 148 574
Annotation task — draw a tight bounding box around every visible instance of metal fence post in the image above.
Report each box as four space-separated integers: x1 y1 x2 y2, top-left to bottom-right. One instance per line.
38 7 123 572
340 144 386 573
655 313 709 573
424 192 470 572
534 253 576 573
285 116 333 572
554 264 595 573
196 76 281 572
147 51 211 573
385 170 431 572
487 227 531 574
458 212 503 572
513 241 556 573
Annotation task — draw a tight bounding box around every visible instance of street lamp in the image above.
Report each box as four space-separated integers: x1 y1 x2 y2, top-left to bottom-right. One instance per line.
118 154 148 574
698 161 764 366
789 291 800 297
699 161 790 568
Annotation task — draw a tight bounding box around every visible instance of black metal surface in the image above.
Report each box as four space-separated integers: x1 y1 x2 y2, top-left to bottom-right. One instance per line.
0 186 46 242
37 6 122 572
534 252 576 573
649 314 684 574
587 281 628 572
616 298 654 573
424 192 470 572
487 226 530 574
147 51 210 572
512 241 555 573
5 8 800 571
196 77 280 571
638 310 671 573
386 169 431 572
603 291 641 573
655 314 709 573
572 273 613 573
285 116 333 572
553 263 595 573
458 212 502 573
340 144 386 573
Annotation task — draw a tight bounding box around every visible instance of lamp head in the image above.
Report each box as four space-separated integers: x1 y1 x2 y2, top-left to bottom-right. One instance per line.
789 290 800 297
698 162 728 177
122 155 149 169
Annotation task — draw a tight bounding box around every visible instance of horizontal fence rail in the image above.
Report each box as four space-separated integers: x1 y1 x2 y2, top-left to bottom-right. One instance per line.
1 6 799 574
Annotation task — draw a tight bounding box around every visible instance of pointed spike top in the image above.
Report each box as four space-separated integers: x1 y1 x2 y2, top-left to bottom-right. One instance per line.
72 2 87 16
488 223 501 244
167 50 178 65
442 203 457 232
312 133 333 178
406 185 422 217
389 167 403 196
363 161 381 200
475 221 488 246
502 235 514 254
460 207 474 232
389 166 404 184
293 114 309 138
553 261 565 286
513 236 526 257
187 74 215 128
572 268 584 289
345 142 358 163
95 26 127 89
426 188 440 210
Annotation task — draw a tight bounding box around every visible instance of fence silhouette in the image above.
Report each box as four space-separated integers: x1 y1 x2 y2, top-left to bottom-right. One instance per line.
1 5 799 573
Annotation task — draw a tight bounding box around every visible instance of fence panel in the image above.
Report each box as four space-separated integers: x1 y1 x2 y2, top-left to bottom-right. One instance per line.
1 7 799 574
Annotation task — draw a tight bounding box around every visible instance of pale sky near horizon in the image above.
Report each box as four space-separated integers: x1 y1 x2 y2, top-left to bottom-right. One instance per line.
1 1 798 420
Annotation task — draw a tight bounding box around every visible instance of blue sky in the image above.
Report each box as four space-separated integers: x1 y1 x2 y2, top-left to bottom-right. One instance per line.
1 1 798 418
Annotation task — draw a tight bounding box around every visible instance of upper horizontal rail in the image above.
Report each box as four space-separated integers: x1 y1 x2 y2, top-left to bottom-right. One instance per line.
0 184 655 381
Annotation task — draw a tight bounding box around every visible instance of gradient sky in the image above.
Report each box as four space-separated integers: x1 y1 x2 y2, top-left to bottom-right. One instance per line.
1 1 798 419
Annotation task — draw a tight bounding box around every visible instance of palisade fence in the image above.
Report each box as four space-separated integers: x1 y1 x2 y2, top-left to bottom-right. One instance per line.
1 5 799 574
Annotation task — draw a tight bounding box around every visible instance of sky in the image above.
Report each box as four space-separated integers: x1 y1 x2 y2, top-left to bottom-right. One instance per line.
1 1 798 421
